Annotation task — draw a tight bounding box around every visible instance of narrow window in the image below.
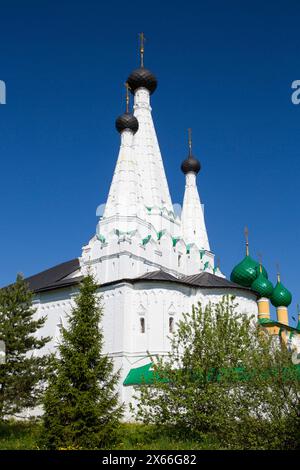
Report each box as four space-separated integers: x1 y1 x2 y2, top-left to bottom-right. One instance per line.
58 316 64 332
140 317 145 333
178 254 181 267
169 316 174 333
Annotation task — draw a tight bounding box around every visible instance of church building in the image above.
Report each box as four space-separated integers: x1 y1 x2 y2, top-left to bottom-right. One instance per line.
21 36 298 413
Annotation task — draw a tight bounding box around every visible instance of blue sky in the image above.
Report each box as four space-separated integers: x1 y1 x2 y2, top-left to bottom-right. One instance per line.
0 0 299 323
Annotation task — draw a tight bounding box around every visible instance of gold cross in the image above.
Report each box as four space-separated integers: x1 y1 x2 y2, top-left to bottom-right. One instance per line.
139 32 145 67
276 263 281 282
244 226 249 256
188 128 192 155
125 82 130 113
257 252 262 273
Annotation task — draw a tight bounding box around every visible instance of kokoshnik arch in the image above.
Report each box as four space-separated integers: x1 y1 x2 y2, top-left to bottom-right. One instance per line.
13 35 299 416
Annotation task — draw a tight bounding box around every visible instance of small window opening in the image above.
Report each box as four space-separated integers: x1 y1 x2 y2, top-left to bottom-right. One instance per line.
140 317 145 333
169 317 174 333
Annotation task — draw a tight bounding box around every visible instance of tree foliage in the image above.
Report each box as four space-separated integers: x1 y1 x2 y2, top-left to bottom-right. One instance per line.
237 329 300 449
134 296 300 449
0 274 51 419
40 275 123 449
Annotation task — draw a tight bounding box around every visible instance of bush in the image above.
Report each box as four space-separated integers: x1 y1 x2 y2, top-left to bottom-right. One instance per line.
134 296 300 449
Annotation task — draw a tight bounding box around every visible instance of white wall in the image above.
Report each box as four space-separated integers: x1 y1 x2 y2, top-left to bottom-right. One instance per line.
35 281 258 419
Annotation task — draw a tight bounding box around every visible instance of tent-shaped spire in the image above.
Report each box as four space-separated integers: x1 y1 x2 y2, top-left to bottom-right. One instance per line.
127 33 173 213
180 129 210 251
103 84 140 218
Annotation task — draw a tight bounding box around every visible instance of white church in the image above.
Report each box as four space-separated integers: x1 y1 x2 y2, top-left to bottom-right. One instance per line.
23 38 277 414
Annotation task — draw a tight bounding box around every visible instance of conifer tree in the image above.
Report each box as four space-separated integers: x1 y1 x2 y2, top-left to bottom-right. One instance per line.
0 274 51 419
40 275 123 449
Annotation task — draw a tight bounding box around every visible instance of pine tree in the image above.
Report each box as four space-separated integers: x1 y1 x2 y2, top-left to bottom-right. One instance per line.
0 274 51 419
40 275 123 450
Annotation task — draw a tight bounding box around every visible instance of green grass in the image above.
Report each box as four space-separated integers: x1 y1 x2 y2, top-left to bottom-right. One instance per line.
0 421 222 450
0 420 40 450
114 424 222 450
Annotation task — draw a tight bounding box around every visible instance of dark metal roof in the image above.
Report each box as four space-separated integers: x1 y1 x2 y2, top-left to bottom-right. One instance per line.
102 270 256 295
135 270 253 290
13 259 254 296
181 272 250 290
136 270 179 282
24 258 81 293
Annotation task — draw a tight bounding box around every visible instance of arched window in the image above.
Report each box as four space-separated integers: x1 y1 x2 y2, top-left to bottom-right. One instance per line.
58 316 64 332
140 317 145 334
169 316 174 333
178 254 182 267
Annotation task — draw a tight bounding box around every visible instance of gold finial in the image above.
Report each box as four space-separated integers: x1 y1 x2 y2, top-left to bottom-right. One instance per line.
188 128 192 156
139 32 145 68
125 82 130 113
258 252 263 273
244 226 249 256
276 263 281 282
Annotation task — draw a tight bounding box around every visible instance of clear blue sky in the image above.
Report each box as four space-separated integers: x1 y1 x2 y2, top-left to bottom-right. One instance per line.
0 1 299 323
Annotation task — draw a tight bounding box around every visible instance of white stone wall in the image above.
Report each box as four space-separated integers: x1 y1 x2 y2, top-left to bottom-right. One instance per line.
81 229 217 286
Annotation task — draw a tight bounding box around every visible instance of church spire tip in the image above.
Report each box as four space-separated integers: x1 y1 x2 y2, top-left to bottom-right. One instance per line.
127 33 157 94
276 263 281 283
181 128 201 175
244 226 249 256
139 32 145 68
115 83 138 134
188 128 192 157
125 82 130 113
258 252 263 273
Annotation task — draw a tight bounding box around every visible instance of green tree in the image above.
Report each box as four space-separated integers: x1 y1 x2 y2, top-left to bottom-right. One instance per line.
134 296 300 449
236 330 300 450
0 274 51 419
40 275 123 450
134 297 256 437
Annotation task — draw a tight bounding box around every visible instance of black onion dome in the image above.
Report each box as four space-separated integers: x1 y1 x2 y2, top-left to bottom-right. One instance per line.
181 155 201 175
115 112 139 134
127 67 157 94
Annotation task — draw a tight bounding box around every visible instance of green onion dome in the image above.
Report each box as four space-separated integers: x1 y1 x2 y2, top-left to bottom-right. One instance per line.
251 273 273 298
230 256 268 287
270 281 292 307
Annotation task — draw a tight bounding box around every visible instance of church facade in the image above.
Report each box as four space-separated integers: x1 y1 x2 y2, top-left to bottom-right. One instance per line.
22 40 298 415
